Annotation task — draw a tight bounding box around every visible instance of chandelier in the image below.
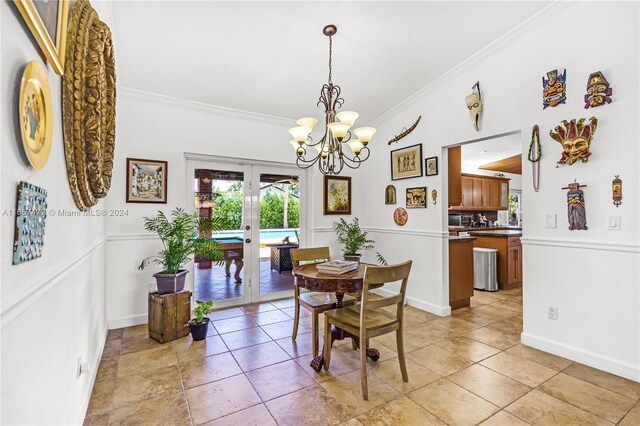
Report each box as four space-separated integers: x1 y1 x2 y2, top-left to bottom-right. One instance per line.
288 25 376 175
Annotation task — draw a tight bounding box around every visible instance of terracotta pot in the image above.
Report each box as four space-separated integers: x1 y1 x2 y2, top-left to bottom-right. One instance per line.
343 254 362 262
188 318 209 341
153 269 188 294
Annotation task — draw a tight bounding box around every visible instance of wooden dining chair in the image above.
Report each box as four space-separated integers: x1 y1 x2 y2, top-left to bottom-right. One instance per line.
322 260 413 400
290 247 356 357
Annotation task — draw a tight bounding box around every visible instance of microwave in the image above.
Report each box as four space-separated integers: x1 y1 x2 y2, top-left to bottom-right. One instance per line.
449 214 463 227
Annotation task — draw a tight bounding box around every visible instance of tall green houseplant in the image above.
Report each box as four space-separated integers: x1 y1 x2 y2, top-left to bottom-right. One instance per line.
139 208 225 294
333 218 387 264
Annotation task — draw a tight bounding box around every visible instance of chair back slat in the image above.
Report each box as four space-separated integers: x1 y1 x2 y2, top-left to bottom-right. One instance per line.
366 294 403 310
290 247 331 268
360 260 413 327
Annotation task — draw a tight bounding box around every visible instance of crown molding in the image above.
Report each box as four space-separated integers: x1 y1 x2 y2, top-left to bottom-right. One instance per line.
118 86 294 125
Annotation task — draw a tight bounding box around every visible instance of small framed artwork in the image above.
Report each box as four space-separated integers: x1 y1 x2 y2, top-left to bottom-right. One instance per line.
13 0 69 75
406 187 427 208
391 143 423 180
385 185 396 205
126 158 168 203
425 156 439 176
324 175 351 215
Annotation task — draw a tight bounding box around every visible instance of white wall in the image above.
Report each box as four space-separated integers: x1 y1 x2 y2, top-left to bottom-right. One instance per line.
0 1 113 424
355 1 639 380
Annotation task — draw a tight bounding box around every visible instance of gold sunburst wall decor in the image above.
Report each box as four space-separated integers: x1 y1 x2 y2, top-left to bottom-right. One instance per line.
19 61 53 169
62 0 116 211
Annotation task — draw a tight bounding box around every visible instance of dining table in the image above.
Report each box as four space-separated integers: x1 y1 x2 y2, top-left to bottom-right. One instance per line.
292 262 383 371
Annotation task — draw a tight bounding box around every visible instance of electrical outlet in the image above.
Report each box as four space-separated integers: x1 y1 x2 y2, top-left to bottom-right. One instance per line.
545 214 557 229
77 357 89 378
548 306 558 320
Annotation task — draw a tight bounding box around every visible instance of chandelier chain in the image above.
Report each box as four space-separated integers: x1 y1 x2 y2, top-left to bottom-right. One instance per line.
328 36 333 84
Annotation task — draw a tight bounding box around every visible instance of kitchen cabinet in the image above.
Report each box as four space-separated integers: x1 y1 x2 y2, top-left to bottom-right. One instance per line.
461 177 474 208
449 237 475 309
455 174 509 211
448 146 462 206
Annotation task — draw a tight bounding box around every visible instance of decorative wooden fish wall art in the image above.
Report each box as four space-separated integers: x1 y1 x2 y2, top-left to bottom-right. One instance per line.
387 116 421 145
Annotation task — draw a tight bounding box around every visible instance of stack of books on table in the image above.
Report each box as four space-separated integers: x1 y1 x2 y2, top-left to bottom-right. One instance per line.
316 260 358 275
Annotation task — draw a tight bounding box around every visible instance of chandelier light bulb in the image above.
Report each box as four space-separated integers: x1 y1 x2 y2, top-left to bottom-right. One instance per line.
336 111 359 127
347 139 364 155
290 140 304 153
353 127 376 145
327 122 351 141
296 117 318 130
288 126 312 143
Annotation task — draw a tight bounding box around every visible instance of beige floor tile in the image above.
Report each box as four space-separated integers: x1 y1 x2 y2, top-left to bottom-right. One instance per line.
404 306 440 322
231 341 291 372
479 410 530 426
429 316 481 334
120 334 163 355
220 327 272 350
266 385 352 426
295 347 361 383
471 292 505 305
117 345 176 377
401 314 429 328
173 334 228 364
472 304 520 320
186 374 261 424
538 373 636 423
270 298 296 309
408 378 498 425
464 327 520 350
486 316 523 334
261 319 308 340
490 300 522 313
435 336 502 362
407 345 473 376
281 306 311 319
506 344 573 371
370 335 399 353
83 412 109 426
240 302 278 314
320 370 401 416
121 324 148 339
403 323 457 348
180 352 242 389
448 364 531 407
246 359 316 401
101 338 122 360
505 389 612 425
210 308 246 321
369 358 440 394
480 352 557 387
452 309 500 326
620 402 640 426
85 379 115 417
354 396 446 425
339 418 362 426
107 328 123 341
563 363 640 400
276 335 314 358
112 365 182 409
109 391 191 426
249 309 293 326
213 315 257 334
204 403 277 426
95 358 117 384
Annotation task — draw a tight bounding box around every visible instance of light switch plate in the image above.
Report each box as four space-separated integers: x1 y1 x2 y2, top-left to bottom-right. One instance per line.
608 216 621 230
545 214 557 229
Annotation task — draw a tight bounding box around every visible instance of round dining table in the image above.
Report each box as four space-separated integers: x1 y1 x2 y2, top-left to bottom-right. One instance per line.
292 263 383 371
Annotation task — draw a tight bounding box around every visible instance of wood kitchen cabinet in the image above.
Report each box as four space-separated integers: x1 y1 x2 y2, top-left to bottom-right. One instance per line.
456 174 509 211
507 240 523 286
448 146 462 206
449 237 475 309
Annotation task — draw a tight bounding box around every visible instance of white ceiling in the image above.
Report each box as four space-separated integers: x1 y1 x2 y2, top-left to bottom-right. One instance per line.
111 1 549 123
461 132 522 170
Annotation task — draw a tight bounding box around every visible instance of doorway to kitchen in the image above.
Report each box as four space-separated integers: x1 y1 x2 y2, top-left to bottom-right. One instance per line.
186 158 306 309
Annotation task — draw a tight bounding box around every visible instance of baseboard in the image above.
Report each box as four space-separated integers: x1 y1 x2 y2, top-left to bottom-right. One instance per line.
78 324 109 425
371 288 451 317
521 332 640 383
108 313 148 330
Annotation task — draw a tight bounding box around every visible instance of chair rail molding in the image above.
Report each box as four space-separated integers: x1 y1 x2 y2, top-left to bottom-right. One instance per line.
521 236 640 253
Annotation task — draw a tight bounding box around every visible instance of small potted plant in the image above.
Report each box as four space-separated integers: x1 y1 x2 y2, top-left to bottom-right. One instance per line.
333 217 387 264
189 300 213 341
138 208 224 294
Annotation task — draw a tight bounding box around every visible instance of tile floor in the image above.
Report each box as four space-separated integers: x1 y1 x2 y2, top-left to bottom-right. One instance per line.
85 289 640 425
194 259 294 301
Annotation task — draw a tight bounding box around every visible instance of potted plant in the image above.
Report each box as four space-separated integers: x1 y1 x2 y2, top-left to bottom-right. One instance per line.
138 208 224 294
333 217 387 264
189 300 213 341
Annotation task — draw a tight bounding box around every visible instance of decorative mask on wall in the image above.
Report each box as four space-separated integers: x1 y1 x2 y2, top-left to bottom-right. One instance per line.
542 69 566 109
12 182 47 264
549 117 598 166
562 181 588 231
612 175 622 207
464 81 483 131
385 185 396 205
431 189 438 205
584 71 612 109
62 0 116 211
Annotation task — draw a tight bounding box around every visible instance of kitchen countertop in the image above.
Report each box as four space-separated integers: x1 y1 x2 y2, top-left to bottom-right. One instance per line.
468 229 523 237
449 226 522 232
449 236 477 242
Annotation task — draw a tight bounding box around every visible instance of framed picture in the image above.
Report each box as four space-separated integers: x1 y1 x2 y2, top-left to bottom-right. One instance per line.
391 143 423 180
425 156 439 176
13 0 69 75
406 187 427 208
324 175 351 215
126 158 168 204
385 185 396 205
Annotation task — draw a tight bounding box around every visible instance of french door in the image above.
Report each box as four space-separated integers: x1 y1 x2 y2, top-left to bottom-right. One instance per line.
186 158 306 308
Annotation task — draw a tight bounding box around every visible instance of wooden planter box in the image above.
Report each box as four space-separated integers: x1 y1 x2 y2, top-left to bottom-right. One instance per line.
148 290 192 343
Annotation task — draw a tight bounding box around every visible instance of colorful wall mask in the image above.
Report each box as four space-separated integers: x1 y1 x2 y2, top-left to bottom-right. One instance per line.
12 181 47 264
564 182 588 231
542 69 566 109
464 81 483 131
584 71 612 109
549 117 598 166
